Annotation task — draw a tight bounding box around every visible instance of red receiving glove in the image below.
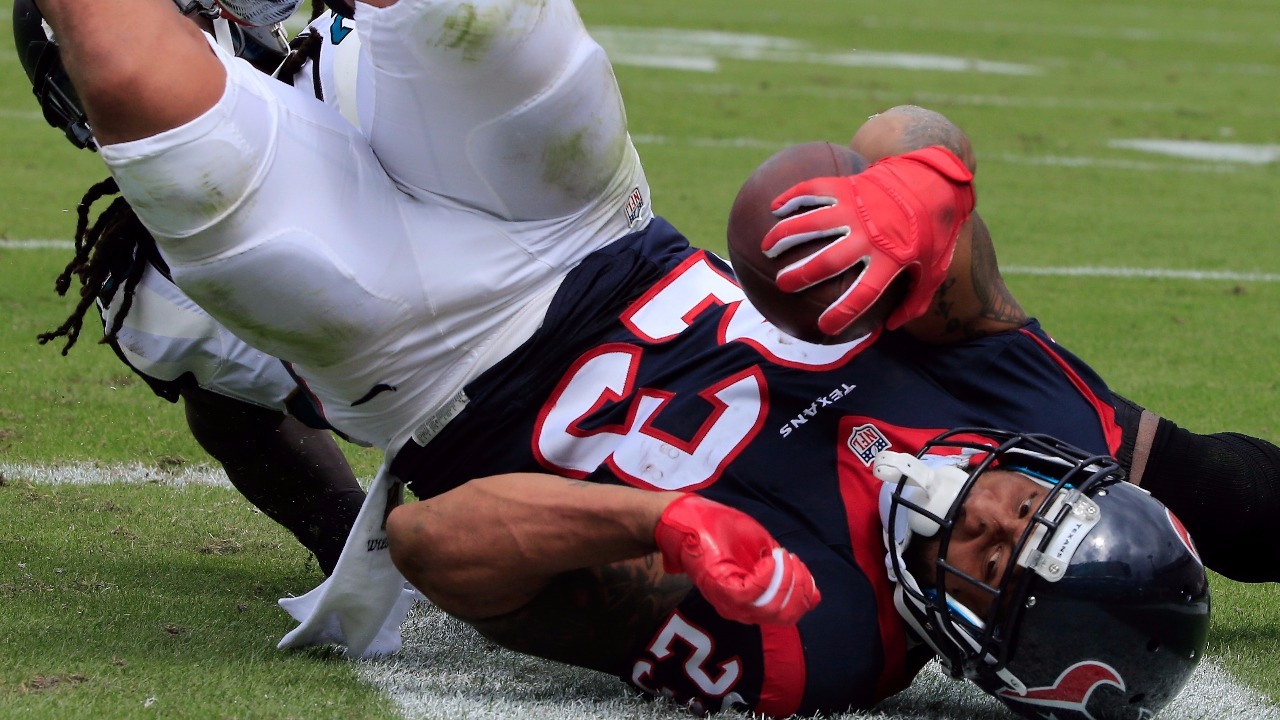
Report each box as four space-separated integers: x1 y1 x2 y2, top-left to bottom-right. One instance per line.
761 146 975 335
654 493 820 626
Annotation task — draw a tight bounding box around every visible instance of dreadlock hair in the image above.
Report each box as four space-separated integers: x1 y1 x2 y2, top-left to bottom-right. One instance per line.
38 177 160 356
274 0 327 89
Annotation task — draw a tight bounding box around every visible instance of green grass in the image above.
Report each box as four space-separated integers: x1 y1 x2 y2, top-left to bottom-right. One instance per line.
0 482 397 719
2 0 1280 716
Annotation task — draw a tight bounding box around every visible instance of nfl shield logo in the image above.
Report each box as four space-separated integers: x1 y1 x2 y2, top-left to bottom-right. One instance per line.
624 187 647 227
848 424 891 466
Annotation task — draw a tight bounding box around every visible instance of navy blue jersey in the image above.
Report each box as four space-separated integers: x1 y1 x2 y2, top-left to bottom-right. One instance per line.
391 216 1120 716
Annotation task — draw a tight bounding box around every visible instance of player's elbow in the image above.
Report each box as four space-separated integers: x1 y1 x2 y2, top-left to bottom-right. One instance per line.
386 502 453 593
386 501 524 618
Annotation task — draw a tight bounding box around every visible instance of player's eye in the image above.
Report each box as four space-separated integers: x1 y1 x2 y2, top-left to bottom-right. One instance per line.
986 547 1003 583
1017 490 1043 519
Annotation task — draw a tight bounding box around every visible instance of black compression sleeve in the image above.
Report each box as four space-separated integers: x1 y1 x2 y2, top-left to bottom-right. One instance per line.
1138 417 1280 583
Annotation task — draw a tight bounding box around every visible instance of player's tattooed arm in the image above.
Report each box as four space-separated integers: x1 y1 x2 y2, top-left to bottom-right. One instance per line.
469 553 693 675
386 472 685 663
967 213 1027 328
902 211 1027 344
850 106 1026 343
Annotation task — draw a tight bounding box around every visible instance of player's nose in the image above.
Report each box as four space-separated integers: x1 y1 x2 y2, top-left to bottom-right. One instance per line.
955 488 1020 540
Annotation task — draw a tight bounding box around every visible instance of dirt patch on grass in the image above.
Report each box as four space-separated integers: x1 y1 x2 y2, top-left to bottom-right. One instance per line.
19 673 89 693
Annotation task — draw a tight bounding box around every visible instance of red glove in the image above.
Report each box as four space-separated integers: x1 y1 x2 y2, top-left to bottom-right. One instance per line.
654 494 820 626
761 146 975 335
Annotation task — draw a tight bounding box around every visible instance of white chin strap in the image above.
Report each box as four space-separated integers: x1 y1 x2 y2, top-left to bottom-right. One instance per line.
873 450 970 537
211 16 238 53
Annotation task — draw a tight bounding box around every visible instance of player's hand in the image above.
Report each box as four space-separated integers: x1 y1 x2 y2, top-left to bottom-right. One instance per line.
761 146 975 335
654 493 820 626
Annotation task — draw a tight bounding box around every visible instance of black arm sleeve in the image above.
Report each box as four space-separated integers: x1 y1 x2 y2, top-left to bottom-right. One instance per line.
1116 396 1280 583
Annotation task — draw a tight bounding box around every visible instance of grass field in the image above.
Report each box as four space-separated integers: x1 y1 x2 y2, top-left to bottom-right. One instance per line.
3 0 1280 718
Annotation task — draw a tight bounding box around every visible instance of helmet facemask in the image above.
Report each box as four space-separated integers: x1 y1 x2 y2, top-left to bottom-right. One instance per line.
880 431 1132 692
13 0 95 150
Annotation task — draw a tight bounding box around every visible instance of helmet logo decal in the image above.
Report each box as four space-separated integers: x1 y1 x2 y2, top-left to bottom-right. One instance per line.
1166 508 1201 564
997 660 1124 719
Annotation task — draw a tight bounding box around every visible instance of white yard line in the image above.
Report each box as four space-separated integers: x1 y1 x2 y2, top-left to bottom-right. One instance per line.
7 461 1279 719
12 227 1280 289
0 239 75 249
8 239 1278 284
592 26 1041 76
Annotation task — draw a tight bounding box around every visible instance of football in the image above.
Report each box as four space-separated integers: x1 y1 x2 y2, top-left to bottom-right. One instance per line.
726 141 907 344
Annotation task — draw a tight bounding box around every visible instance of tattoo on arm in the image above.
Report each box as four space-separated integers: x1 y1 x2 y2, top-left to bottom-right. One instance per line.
921 214 1026 342
468 553 693 675
900 117 968 161
968 214 1026 327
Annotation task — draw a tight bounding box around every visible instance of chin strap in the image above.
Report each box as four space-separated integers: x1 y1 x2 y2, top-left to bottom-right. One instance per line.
211 16 237 52
874 450 970 537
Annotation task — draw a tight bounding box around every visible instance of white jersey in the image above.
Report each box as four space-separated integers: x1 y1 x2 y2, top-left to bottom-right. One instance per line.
286 11 367 129
99 0 653 452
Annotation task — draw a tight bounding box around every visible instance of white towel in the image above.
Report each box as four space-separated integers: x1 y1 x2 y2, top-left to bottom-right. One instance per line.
277 461 418 658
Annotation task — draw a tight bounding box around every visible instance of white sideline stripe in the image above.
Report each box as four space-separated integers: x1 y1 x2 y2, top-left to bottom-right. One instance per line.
592 26 1041 76
0 239 75 249
6 239 1275 284
631 134 1269 170
10 461 1280 719
1109 138 1280 165
1 461 233 488
994 152 1245 174
1001 266 1280 283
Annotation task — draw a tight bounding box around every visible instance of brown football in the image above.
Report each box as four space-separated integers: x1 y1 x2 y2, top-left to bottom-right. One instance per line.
726 141 907 344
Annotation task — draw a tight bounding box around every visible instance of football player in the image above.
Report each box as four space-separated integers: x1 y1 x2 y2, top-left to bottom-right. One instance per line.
375 138 1206 718
841 104 1280 584
16 0 1236 717
15 0 366 576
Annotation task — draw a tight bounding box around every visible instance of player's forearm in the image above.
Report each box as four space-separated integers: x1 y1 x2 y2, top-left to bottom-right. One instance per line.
386 474 680 619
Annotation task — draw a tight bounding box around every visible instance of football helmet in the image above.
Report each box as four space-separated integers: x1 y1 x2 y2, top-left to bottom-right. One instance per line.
13 0 94 150
876 429 1210 720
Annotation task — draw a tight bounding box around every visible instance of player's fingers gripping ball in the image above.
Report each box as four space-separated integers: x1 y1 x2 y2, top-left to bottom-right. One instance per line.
654 494 820 626
761 146 975 336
